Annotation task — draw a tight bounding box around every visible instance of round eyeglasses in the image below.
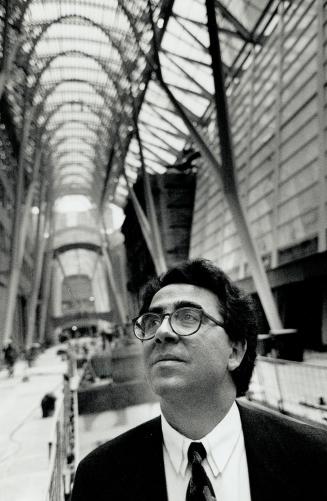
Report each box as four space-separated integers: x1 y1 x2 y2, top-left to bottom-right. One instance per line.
133 306 224 340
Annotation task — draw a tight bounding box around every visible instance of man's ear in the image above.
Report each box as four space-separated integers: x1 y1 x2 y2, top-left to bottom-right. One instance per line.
228 340 247 372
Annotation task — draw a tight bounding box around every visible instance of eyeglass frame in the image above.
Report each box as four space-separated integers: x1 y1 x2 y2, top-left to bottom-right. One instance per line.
132 306 225 341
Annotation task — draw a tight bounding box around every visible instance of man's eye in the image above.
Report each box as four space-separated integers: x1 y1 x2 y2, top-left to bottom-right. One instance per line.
178 310 198 322
144 316 160 329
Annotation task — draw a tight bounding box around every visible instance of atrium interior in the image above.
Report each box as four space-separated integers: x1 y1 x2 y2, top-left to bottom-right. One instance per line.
0 1 327 500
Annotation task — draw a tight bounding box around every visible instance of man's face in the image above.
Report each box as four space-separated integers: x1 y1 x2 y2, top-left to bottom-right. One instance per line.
142 283 245 401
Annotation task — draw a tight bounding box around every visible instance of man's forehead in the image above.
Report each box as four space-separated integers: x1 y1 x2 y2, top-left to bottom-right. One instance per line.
149 283 219 308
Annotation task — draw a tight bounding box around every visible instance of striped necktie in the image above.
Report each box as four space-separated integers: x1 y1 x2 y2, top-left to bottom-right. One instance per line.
186 442 216 501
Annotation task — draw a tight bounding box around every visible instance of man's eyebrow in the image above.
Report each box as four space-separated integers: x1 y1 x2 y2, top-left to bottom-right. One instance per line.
148 300 202 313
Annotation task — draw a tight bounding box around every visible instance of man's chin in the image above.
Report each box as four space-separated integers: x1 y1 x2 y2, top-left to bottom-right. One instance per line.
149 374 186 398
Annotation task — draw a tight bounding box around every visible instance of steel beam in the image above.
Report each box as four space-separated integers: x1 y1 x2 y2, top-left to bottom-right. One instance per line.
134 114 167 274
146 0 283 330
317 0 327 252
164 52 213 100
123 172 162 272
271 4 284 269
205 0 282 330
214 0 264 44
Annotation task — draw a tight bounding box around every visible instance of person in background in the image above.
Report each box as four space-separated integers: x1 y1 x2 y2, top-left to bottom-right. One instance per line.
71 259 327 501
3 339 18 377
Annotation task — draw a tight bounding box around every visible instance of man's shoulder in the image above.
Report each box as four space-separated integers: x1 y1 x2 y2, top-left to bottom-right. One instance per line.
237 399 327 451
79 415 162 468
237 400 327 498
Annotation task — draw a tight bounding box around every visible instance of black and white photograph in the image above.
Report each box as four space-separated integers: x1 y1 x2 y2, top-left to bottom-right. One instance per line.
0 1 327 500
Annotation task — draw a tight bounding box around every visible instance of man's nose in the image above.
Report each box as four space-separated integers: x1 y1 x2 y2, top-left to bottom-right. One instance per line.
154 316 179 343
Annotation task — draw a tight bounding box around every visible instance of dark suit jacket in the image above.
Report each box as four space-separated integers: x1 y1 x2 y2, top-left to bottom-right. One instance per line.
71 400 327 501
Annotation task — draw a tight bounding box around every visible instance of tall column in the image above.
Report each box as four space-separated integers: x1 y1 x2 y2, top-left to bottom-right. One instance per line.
101 245 127 326
38 247 54 344
2 109 33 347
100 210 128 326
25 173 50 350
18 146 43 264
51 261 63 318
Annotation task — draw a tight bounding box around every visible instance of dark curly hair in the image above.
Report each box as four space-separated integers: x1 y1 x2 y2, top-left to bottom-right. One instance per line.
140 258 258 396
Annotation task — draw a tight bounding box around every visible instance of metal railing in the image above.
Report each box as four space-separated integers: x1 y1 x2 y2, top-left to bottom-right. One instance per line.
249 356 327 425
45 354 79 501
46 396 66 501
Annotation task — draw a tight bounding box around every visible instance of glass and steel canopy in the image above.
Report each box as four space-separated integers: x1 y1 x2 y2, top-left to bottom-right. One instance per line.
0 0 286 342
2 0 278 210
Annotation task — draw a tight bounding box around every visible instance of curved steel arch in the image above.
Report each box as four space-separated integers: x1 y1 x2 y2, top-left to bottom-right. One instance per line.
57 166 96 182
23 13 136 84
23 77 103 143
53 184 92 198
31 78 113 165
21 14 141 132
53 176 96 199
54 149 99 165
47 111 112 147
50 130 99 147
51 135 98 152
54 242 102 255
48 118 102 134
18 17 143 198
53 148 104 176
27 48 118 103
55 161 105 186
56 167 104 197
42 100 110 135
48 119 105 145
35 77 108 109
56 162 98 173
55 171 94 186
44 103 116 163
35 48 115 80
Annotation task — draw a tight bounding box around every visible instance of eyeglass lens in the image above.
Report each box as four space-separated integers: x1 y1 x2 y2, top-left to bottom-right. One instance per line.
136 307 202 338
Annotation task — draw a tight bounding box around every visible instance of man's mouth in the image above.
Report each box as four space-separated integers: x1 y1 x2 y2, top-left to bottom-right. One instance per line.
152 354 185 364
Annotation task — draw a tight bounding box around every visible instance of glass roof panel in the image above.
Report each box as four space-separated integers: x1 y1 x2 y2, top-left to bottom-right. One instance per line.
3 0 279 229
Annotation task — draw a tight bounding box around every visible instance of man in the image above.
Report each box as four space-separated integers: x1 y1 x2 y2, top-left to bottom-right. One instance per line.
71 259 327 501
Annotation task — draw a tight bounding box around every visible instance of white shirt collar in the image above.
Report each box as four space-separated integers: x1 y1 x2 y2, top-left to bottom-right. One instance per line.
161 402 243 478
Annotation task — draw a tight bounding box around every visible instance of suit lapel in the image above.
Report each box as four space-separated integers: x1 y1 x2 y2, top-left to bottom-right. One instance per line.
238 401 277 501
237 401 301 501
131 417 168 501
